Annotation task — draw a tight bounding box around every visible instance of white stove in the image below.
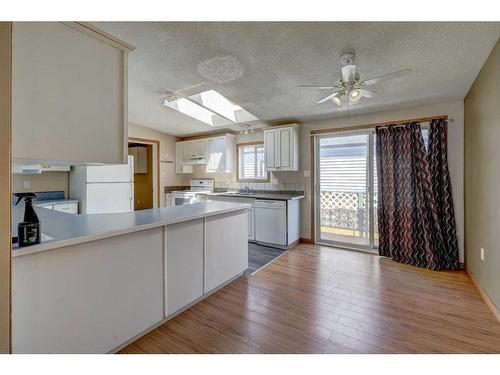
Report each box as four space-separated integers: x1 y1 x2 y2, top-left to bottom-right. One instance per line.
172 179 214 206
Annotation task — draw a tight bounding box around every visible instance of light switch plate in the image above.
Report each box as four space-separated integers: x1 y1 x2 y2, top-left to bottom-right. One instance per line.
303 170 311 178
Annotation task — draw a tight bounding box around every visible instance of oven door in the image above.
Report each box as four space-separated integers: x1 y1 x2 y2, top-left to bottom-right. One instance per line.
173 194 196 206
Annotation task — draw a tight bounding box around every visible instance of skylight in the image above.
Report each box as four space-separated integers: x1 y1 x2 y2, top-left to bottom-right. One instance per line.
163 90 258 127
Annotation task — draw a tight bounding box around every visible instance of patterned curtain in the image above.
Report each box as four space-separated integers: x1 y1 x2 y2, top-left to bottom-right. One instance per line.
376 122 452 270
428 118 459 269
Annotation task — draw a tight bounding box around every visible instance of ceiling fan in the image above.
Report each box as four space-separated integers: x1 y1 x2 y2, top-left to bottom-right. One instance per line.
300 52 411 106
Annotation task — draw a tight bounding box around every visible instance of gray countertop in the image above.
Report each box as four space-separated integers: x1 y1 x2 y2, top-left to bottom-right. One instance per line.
34 199 79 206
201 191 305 201
12 201 250 258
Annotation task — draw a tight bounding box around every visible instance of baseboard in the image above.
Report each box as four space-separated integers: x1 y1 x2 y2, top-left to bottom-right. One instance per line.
299 238 315 244
466 267 500 324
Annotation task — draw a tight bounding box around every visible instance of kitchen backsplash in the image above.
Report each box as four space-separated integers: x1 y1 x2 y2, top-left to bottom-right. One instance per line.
214 180 305 192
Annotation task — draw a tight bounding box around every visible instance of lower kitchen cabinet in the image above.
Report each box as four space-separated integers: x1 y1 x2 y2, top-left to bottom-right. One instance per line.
205 195 255 241
165 219 204 317
205 211 248 293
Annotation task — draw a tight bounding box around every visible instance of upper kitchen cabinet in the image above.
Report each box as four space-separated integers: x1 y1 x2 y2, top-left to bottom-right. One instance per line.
175 134 235 174
11 22 134 165
175 141 194 174
264 124 300 171
205 134 235 173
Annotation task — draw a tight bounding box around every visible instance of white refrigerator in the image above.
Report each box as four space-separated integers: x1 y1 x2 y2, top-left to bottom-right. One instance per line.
70 156 134 214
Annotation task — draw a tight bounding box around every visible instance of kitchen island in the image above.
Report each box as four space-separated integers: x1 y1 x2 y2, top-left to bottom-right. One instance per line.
11 202 250 353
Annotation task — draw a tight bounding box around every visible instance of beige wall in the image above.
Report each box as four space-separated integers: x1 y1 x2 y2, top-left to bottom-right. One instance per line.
187 101 465 259
12 172 69 198
128 122 184 207
464 40 500 309
0 21 11 353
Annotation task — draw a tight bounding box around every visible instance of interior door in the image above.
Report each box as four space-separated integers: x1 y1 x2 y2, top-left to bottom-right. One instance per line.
315 131 374 250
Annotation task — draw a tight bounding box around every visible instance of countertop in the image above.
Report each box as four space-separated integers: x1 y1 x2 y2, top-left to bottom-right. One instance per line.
12 201 251 257
201 191 305 201
34 199 79 206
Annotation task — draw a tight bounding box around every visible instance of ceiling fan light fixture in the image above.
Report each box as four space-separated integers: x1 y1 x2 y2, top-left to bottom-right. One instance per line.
349 88 363 102
331 96 342 106
240 124 254 135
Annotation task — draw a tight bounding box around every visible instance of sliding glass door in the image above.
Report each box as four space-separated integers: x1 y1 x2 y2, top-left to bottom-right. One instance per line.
315 131 376 250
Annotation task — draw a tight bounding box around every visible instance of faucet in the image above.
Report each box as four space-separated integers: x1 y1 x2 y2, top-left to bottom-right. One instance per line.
244 185 250 194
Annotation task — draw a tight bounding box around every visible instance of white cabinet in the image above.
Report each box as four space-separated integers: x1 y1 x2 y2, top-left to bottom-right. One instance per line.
12 22 133 165
175 134 235 174
264 124 300 171
175 141 193 174
205 211 248 293
206 195 255 240
206 135 235 173
12 227 164 353
165 219 204 317
129 147 148 174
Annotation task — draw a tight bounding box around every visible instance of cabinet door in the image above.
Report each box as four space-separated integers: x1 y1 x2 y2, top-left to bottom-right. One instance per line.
166 219 204 316
12 22 129 164
175 142 193 173
205 211 248 293
175 142 183 173
206 137 226 172
278 127 293 170
264 130 277 169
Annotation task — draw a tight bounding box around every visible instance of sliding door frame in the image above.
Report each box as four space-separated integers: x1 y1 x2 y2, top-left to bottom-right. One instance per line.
314 129 377 253
0 22 12 353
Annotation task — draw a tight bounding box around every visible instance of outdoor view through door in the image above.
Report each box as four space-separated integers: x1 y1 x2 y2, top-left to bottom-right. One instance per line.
316 132 377 250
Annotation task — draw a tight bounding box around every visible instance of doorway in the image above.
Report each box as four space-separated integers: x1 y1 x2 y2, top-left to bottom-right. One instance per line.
128 138 160 210
314 131 377 251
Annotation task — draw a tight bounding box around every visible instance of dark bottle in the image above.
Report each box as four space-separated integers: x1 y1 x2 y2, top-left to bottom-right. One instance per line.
15 193 41 247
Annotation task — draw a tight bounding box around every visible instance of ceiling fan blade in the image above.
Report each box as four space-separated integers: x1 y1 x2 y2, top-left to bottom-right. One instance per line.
362 69 412 86
362 89 378 98
299 85 339 89
316 92 342 104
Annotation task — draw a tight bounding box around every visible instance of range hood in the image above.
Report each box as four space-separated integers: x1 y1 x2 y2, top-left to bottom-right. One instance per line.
183 155 207 165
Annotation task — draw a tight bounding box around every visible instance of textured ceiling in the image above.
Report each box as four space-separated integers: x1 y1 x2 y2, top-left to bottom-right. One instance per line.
93 22 500 136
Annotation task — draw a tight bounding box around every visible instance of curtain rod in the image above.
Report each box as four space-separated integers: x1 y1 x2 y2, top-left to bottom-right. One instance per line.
310 115 451 136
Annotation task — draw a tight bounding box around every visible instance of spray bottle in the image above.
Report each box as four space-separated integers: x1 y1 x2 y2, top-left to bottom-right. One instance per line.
14 193 41 247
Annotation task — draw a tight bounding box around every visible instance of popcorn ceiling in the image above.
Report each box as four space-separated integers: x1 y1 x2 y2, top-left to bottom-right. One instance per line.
197 55 245 83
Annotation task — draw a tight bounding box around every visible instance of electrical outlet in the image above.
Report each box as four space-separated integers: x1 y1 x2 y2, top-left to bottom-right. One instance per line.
23 181 31 189
480 248 485 261
303 170 311 178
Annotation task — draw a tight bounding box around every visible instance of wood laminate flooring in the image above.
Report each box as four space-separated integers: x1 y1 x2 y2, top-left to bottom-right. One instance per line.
246 243 286 275
120 243 500 354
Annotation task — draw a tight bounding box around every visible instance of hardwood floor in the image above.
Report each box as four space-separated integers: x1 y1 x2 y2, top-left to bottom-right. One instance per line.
120 244 500 354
